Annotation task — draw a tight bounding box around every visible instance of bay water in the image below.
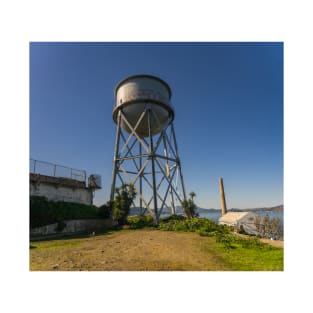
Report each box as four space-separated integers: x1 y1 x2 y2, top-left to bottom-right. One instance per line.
198 210 284 225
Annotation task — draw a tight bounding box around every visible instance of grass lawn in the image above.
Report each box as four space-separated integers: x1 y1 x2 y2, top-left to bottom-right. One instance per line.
30 229 283 271
212 241 283 271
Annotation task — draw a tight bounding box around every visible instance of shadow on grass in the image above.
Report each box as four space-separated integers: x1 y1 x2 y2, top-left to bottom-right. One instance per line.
29 226 121 243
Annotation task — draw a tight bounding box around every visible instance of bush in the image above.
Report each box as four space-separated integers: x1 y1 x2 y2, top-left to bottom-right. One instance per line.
160 214 185 223
127 215 155 229
158 217 222 233
30 196 99 228
158 216 269 251
97 201 113 218
215 233 236 249
238 237 262 249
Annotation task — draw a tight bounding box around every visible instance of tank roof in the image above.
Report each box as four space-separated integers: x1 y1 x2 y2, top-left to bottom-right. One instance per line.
114 74 172 99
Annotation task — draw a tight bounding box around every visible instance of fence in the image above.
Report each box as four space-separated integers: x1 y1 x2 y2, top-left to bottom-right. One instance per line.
30 159 86 183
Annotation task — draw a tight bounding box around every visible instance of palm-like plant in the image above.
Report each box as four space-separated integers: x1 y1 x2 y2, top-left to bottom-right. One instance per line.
182 191 197 218
189 191 196 201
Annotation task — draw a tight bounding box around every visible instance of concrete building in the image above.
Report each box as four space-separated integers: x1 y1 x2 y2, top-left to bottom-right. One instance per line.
219 211 258 235
29 159 101 205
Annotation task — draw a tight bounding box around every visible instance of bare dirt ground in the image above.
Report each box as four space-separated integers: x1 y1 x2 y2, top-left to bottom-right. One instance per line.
260 238 283 248
30 229 232 271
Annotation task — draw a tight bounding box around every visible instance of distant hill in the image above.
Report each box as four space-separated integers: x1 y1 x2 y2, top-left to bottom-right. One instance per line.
228 208 242 212
244 205 284 212
130 206 219 215
129 205 283 215
196 207 219 213
195 205 284 213
177 206 219 214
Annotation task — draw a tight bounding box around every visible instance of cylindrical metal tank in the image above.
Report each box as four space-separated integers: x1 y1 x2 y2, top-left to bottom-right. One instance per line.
113 75 174 137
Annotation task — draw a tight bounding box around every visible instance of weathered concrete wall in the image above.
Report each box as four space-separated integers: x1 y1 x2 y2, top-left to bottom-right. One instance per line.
30 219 116 237
30 174 93 205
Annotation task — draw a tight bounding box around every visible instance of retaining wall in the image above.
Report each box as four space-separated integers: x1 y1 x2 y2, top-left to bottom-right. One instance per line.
30 219 116 237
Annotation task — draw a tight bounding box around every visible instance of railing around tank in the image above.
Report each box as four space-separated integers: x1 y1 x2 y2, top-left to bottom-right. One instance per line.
30 159 86 183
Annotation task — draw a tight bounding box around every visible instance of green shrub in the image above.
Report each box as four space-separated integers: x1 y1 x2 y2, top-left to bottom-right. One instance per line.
160 214 185 223
214 231 272 251
215 233 236 249
97 201 113 218
30 196 99 228
158 216 270 251
234 236 263 249
196 229 210 237
159 217 222 233
127 215 154 229
158 219 183 231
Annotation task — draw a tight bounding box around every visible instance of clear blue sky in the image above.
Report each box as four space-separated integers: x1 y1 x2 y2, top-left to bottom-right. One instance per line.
30 42 283 209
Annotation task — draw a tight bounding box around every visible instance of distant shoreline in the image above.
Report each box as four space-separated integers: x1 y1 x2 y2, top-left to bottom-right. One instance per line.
197 205 284 214
129 205 284 216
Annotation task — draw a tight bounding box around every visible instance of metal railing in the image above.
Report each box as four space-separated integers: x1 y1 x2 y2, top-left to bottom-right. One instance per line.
30 159 86 183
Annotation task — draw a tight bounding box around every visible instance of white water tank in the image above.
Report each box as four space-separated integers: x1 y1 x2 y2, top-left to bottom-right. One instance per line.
113 75 174 137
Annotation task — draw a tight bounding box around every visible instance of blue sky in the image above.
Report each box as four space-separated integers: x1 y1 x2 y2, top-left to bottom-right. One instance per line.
30 42 283 209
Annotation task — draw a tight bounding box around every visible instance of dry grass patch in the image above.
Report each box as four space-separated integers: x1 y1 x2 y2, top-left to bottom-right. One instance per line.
30 229 231 271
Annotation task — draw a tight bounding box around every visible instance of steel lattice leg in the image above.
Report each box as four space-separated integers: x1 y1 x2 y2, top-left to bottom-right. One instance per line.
110 107 186 223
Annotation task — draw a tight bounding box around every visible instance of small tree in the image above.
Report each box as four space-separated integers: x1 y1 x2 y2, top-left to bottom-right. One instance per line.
182 191 197 218
112 184 136 225
189 191 196 201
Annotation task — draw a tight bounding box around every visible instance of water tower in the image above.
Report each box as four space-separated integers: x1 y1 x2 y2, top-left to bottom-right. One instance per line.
110 74 186 223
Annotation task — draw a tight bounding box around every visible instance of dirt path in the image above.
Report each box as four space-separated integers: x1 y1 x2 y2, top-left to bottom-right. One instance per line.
30 229 231 271
259 238 284 248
